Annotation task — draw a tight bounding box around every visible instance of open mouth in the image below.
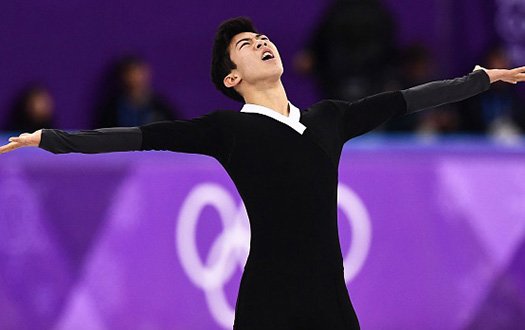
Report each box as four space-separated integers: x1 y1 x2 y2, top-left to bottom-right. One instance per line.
262 51 275 61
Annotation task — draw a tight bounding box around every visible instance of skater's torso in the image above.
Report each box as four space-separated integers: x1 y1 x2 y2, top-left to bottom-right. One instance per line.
183 94 406 329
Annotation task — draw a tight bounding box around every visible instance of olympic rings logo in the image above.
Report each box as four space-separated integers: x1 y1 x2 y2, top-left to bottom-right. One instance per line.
175 182 371 329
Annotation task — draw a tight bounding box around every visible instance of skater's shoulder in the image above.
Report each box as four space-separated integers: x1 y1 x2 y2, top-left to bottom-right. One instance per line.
195 109 242 122
198 109 252 130
301 99 344 119
207 109 245 119
208 108 280 123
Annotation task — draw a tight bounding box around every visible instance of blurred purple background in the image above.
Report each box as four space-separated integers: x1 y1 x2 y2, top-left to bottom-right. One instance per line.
0 0 503 129
1 140 525 329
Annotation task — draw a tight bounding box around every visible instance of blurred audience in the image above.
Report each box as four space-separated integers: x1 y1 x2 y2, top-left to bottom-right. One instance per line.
3 84 56 133
294 0 398 102
2 39 523 140
93 55 179 128
384 43 461 135
384 44 432 132
294 1 525 139
459 46 525 138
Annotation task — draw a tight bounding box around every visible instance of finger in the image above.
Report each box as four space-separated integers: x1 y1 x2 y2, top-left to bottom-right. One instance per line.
511 66 525 73
506 73 525 84
0 142 19 154
501 78 517 84
8 137 19 142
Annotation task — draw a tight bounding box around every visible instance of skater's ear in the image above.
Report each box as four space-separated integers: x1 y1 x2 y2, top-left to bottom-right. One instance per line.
224 71 241 89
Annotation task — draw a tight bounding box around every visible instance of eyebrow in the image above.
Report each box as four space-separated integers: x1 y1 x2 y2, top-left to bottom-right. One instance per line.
235 34 264 48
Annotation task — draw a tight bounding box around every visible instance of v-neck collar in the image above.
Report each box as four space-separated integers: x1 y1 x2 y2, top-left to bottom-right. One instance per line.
240 102 307 135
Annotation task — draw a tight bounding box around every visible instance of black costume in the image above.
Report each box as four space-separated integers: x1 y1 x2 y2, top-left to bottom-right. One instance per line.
39 70 490 329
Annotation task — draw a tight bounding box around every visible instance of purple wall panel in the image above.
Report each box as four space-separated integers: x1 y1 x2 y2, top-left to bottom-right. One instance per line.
1 140 525 329
0 0 498 130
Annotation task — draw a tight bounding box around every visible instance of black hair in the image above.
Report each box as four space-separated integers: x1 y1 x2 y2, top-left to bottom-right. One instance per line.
211 17 257 102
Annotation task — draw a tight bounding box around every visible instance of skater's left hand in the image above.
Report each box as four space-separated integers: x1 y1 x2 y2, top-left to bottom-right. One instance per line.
475 65 525 84
0 130 42 155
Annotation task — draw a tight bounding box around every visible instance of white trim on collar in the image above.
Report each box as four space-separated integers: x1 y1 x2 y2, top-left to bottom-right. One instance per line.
240 102 307 134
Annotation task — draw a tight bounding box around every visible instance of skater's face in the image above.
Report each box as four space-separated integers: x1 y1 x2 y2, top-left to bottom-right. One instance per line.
224 32 283 90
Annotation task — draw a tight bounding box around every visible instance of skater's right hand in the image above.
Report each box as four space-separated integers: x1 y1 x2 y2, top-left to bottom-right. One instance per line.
0 130 42 155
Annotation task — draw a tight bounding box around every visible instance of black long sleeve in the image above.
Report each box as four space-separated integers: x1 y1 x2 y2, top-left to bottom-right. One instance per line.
325 69 491 142
401 69 491 113
38 70 491 155
38 111 233 162
38 127 142 154
324 91 407 142
138 111 231 160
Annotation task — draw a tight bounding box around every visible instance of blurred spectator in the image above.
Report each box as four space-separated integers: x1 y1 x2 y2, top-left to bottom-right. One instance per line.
384 44 433 132
3 84 56 133
395 44 436 90
416 107 461 136
384 43 460 135
93 55 179 128
459 46 525 138
294 0 398 101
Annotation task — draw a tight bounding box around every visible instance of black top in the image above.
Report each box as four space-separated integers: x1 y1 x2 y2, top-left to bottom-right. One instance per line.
38 70 490 329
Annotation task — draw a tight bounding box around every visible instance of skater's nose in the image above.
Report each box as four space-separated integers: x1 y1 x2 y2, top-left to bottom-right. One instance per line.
256 40 267 49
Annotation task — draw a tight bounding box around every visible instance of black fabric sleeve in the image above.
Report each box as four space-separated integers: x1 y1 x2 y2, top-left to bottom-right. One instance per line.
38 111 230 161
328 91 407 142
401 69 491 113
39 127 142 154
138 111 231 161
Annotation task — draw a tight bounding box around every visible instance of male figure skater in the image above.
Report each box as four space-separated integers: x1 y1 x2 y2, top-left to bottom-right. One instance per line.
2 17 525 330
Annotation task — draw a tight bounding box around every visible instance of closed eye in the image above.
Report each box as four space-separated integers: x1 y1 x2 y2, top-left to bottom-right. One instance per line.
237 35 270 50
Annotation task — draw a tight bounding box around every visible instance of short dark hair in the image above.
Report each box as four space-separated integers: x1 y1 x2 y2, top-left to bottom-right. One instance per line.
211 17 257 102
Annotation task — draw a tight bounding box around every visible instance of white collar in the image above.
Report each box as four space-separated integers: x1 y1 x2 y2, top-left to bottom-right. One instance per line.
240 102 306 134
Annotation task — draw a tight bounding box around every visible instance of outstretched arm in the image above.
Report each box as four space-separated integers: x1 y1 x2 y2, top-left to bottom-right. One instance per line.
0 127 142 155
0 112 232 161
402 66 525 114
332 65 525 142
